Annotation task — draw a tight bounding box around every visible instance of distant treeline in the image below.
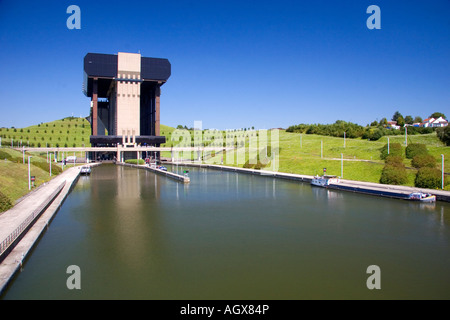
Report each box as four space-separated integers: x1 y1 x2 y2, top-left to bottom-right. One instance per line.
285 120 435 140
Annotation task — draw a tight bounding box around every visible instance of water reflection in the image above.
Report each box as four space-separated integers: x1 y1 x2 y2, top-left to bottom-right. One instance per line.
2 164 450 300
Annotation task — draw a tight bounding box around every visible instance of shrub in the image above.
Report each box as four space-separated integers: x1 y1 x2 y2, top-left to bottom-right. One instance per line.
0 150 12 161
415 167 443 189
385 155 404 166
405 143 428 159
380 164 408 185
32 161 63 175
411 154 436 169
436 126 450 146
0 190 12 212
125 159 145 165
380 143 402 160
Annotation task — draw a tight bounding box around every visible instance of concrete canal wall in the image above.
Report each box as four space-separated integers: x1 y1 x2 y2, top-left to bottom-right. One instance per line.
170 161 450 202
0 163 100 296
117 162 190 183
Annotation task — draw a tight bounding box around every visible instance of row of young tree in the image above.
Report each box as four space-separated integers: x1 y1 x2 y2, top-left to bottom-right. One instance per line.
379 143 447 189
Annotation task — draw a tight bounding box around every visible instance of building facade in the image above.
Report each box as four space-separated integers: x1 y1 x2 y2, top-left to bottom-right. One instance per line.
83 52 171 147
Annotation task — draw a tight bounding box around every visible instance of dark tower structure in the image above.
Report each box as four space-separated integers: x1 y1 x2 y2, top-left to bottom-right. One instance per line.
83 52 171 147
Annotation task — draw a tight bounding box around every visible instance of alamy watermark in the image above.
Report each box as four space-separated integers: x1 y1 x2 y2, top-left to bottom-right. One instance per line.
366 5 381 30
66 5 81 30
366 265 381 290
170 121 279 173
66 265 81 290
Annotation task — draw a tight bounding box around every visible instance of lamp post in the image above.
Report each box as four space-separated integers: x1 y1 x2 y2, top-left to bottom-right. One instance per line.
387 137 390 155
442 154 445 190
405 126 408 147
344 132 346 148
28 156 32 190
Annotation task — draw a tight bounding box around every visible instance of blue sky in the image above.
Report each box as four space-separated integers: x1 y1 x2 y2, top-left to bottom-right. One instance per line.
0 0 448 130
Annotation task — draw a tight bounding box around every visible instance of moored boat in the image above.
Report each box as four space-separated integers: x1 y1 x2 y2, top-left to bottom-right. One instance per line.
407 192 436 202
311 175 340 188
80 166 91 175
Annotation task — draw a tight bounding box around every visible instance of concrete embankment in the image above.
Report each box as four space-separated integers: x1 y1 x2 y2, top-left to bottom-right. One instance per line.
0 163 100 296
169 161 450 202
117 162 190 183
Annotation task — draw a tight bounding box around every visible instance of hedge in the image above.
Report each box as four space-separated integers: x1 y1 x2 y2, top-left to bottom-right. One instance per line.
436 126 450 146
405 143 428 159
384 155 404 166
380 164 408 185
411 154 436 169
380 143 403 160
125 159 145 165
0 190 12 212
32 161 63 175
414 167 443 189
0 150 12 161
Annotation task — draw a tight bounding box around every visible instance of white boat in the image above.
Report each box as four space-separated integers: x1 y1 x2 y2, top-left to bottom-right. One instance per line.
311 175 340 188
80 166 91 175
407 192 436 203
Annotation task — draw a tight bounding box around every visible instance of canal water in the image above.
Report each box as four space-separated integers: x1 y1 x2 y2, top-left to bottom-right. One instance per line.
2 164 450 299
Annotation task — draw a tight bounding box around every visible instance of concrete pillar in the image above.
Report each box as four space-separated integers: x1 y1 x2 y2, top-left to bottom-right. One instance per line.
92 78 98 136
155 86 161 136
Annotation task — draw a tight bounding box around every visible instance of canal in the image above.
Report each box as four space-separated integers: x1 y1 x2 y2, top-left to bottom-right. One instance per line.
2 164 450 299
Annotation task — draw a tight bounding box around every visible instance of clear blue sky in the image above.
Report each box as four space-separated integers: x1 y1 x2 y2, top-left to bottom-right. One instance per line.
0 0 448 130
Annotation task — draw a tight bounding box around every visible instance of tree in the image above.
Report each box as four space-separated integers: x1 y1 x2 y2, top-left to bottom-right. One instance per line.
396 115 405 127
379 118 388 127
430 112 446 120
392 111 403 122
436 126 450 146
413 116 423 124
370 120 378 127
404 115 414 125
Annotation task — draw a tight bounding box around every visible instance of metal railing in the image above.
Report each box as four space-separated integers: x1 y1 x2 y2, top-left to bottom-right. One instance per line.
0 182 66 259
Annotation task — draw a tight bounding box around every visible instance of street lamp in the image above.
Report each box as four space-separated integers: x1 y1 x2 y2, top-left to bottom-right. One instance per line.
344 132 346 148
387 137 390 155
28 156 32 190
405 125 408 147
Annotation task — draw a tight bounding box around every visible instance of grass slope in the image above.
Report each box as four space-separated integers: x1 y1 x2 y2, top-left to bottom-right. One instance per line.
195 130 449 187
0 117 91 148
0 148 64 211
